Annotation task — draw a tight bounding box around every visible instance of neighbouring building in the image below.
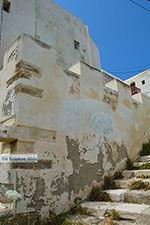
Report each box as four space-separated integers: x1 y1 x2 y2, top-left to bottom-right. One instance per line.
0 0 150 218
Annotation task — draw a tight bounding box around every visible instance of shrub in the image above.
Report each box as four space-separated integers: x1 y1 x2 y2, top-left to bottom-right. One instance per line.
88 186 111 201
102 176 117 190
140 142 150 156
129 180 149 190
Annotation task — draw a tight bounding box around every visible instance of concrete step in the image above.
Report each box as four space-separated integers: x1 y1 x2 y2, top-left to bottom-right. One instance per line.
106 189 150 204
122 170 150 179
116 178 150 189
81 202 150 220
138 155 150 162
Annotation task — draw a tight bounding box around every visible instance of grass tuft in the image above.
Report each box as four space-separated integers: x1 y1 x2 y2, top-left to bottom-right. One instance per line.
140 163 150 170
102 175 118 190
88 185 111 202
114 171 124 180
129 180 149 190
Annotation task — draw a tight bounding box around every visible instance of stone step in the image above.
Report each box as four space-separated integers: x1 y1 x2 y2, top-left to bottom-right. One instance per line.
105 189 150 204
138 155 150 162
122 169 150 179
81 202 150 220
116 178 150 189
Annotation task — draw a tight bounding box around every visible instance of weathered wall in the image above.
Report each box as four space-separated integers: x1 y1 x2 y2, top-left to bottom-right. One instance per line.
0 0 100 70
0 34 150 217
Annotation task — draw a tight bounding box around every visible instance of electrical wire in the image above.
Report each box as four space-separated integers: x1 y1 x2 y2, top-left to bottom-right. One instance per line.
108 68 149 74
128 0 150 12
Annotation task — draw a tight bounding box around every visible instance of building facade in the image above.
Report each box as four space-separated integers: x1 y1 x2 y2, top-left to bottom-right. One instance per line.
0 0 150 217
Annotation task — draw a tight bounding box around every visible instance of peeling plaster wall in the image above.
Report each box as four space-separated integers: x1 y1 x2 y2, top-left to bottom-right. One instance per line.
0 32 150 218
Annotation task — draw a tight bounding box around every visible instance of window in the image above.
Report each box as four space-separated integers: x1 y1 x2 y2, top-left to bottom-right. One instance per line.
74 40 80 50
3 0 11 13
142 80 145 85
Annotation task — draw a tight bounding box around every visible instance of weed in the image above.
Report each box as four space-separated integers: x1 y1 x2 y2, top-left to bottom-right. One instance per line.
114 171 124 180
129 180 149 190
88 185 111 201
0 212 40 225
137 175 150 179
102 176 117 190
140 163 150 170
126 158 136 170
70 206 92 216
107 209 120 220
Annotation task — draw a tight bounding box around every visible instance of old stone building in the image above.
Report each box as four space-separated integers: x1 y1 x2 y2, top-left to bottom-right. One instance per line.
0 0 150 218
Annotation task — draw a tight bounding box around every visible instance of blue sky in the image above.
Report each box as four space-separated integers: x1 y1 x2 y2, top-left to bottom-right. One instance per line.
53 0 150 80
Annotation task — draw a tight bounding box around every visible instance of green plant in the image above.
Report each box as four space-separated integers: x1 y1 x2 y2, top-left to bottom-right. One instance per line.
70 206 92 216
0 212 39 225
102 176 117 190
126 158 135 170
88 186 111 201
140 163 150 170
129 180 149 190
107 209 120 220
114 171 124 180
137 175 150 179
140 142 150 156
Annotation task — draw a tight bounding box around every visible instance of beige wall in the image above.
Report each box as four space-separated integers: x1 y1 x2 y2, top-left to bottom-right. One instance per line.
0 34 150 216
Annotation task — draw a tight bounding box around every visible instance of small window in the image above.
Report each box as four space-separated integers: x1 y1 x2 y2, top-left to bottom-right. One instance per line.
3 0 11 13
142 80 145 85
74 40 80 50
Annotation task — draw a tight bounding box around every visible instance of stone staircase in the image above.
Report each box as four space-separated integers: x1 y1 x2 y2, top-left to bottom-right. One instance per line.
79 155 150 225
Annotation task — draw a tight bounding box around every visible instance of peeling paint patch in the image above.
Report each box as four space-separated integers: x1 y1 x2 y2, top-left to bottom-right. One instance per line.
66 136 104 198
27 178 46 210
